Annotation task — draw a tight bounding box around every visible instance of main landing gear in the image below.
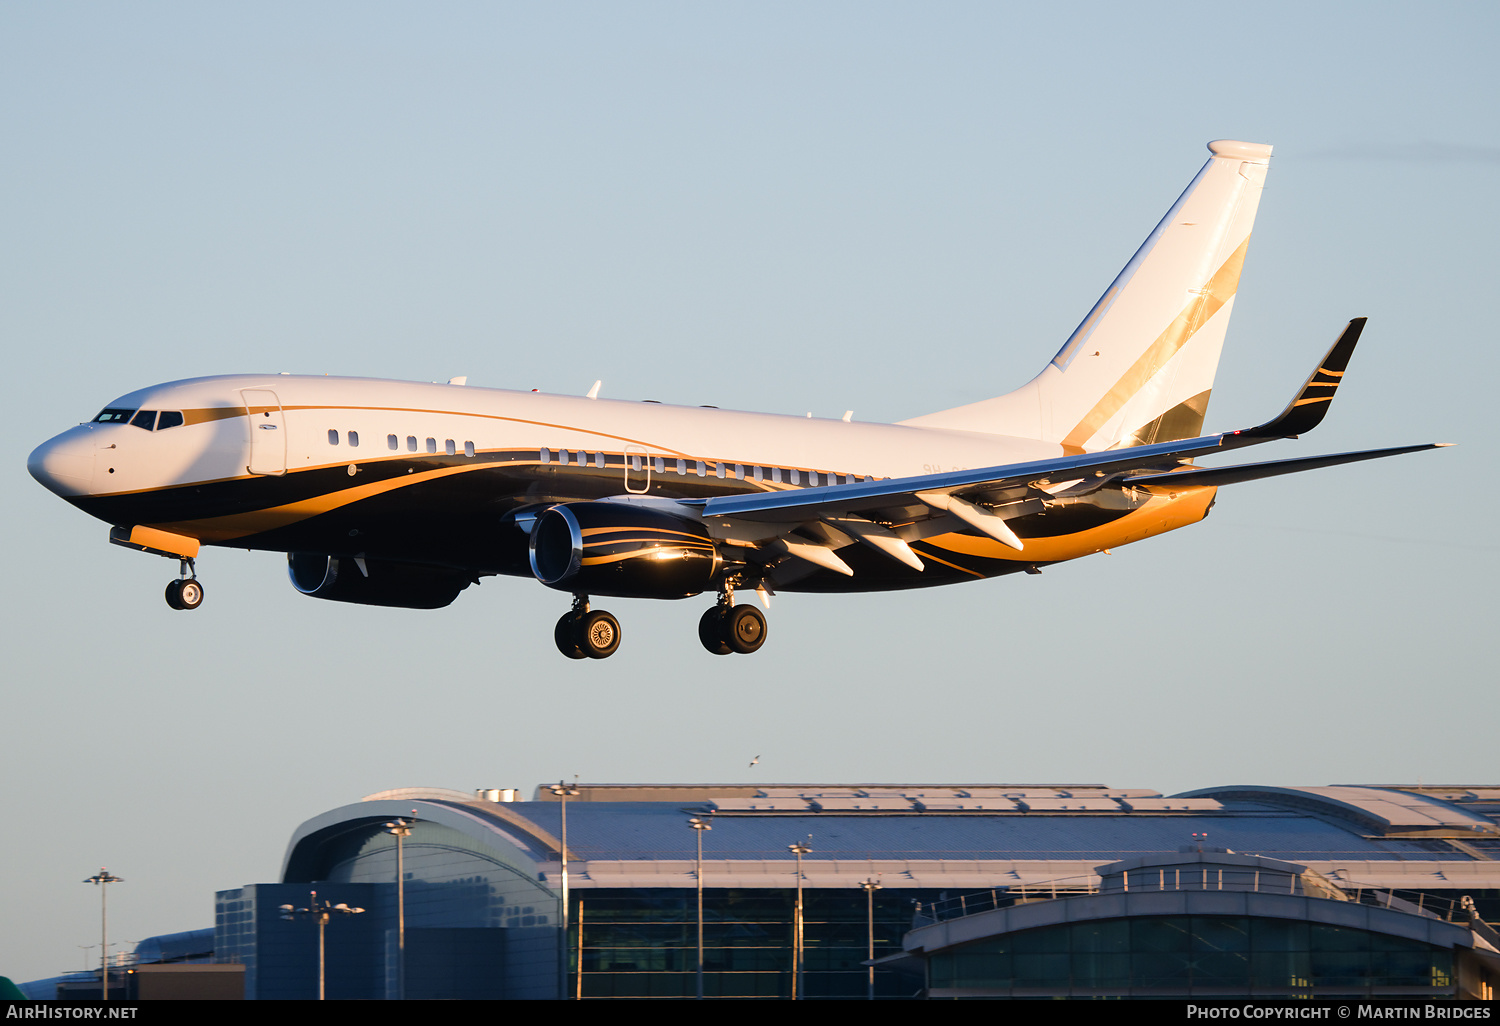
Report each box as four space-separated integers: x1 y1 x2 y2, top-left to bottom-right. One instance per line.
554 595 622 660
551 584 771 660
698 583 767 656
164 558 204 611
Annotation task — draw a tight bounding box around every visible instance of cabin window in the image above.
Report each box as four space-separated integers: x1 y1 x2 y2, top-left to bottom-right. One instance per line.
772 467 782 484
790 469 801 485
348 431 359 447
328 429 340 445
387 434 398 450
558 450 569 466
753 466 763 483
695 461 706 477
445 439 456 455
654 457 665 474
426 438 437 454
407 436 417 452
594 452 605 469
464 441 475 457
131 410 157 430
157 411 184 430
540 448 551 464
676 459 687 475
94 408 135 424
631 454 643 472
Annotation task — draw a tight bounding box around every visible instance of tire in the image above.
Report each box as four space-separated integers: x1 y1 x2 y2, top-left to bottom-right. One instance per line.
176 579 205 610
164 579 184 610
554 614 587 659
698 606 731 655
578 609 621 659
725 604 767 654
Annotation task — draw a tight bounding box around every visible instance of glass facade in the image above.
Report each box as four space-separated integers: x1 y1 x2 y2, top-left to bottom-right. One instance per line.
572 888 932 999
315 820 557 931
928 916 1456 997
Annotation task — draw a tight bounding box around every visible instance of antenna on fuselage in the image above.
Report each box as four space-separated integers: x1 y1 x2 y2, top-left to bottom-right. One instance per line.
586 380 602 400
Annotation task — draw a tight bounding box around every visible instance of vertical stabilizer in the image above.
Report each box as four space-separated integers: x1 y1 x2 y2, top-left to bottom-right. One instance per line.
901 140 1272 451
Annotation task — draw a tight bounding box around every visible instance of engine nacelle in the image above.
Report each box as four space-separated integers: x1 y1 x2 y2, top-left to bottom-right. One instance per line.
287 553 471 609
528 502 719 599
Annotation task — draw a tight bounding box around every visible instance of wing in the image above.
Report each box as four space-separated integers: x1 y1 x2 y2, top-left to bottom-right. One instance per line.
679 319 1447 576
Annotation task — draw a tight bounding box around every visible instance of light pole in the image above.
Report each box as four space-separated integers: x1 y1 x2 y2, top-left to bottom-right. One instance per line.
858 877 882 1000
788 841 812 1000
83 868 123 1000
548 780 580 1000
280 890 366 1000
687 816 713 999
383 816 414 1000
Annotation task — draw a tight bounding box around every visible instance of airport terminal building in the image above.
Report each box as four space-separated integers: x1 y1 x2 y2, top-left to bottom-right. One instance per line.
198 782 1500 1000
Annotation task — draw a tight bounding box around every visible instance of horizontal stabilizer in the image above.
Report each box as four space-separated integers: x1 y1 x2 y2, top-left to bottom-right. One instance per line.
1122 443 1450 489
1237 318 1365 440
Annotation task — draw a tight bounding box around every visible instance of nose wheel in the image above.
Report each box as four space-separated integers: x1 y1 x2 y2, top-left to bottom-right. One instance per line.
554 596 622 659
164 559 204 611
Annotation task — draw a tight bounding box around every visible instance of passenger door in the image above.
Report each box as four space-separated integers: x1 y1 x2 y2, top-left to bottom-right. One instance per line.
624 445 651 494
241 388 286 476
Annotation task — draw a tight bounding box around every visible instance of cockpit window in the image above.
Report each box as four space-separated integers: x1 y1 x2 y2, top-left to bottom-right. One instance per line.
156 411 184 430
131 410 158 430
95 408 135 423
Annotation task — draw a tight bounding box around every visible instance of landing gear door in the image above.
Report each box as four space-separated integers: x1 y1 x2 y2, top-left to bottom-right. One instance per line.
624 445 651 494
242 388 286 476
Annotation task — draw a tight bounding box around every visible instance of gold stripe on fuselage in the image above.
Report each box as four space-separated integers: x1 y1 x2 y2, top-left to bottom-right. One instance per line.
907 547 986 579
155 463 494 541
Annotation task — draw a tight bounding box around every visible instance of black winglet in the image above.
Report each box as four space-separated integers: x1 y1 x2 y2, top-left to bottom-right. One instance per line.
1236 317 1366 440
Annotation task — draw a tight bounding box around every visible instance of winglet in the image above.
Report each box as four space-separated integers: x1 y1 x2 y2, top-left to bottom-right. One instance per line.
1238 318 1365 439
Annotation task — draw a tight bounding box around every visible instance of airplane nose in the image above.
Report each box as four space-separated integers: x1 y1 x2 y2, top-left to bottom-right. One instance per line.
28 428 96 497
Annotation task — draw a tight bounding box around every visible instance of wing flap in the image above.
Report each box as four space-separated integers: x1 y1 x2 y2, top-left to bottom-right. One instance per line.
693 428 1244 525
686 318 1442 578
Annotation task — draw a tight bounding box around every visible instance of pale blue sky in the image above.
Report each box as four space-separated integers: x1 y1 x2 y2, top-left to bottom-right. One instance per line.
2 1 1496 984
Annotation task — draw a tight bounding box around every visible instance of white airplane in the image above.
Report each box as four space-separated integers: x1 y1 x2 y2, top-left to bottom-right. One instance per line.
28 140 1447 659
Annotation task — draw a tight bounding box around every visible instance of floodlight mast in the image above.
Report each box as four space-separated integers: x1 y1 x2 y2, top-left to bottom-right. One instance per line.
548 780 580 1000
384 816 415 1000
687 816 713 999
279 890 365 1000
788 841 812 1000
83 868 123 1001
859 876 883 1000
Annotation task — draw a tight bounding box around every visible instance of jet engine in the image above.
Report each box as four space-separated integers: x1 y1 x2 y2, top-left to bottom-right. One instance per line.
287 553 471 609
528 502 720 599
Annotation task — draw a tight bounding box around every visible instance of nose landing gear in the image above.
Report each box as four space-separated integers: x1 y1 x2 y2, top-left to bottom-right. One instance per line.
164 558 204 610
554 595 622 659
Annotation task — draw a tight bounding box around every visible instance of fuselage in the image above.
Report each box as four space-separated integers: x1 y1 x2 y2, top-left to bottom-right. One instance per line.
28 373 1215 593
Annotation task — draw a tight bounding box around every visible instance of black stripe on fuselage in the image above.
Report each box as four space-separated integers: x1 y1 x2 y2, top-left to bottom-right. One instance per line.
68 449 778 527
66 448 1137 589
